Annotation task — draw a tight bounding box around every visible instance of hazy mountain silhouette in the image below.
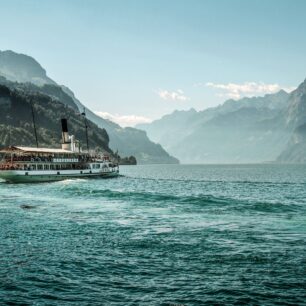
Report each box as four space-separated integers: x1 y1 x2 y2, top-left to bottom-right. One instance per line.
0 50 55 85
138 83 306 164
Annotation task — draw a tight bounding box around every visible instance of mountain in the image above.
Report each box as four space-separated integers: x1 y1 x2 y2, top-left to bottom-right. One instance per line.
0 50 178 164
0 83 111 153
0 50 55 85
137 108 198 151
277 123 306 163
138 89 296 163
277 79 306 163
285 79 306 128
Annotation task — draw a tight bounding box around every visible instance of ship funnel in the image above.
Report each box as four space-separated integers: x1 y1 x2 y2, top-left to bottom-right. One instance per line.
61 118 71 150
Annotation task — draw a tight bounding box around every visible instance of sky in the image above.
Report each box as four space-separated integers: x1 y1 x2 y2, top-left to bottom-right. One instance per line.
0 0 306 126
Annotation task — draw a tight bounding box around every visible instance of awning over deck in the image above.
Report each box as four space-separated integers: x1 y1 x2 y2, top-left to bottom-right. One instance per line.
0 146 75 154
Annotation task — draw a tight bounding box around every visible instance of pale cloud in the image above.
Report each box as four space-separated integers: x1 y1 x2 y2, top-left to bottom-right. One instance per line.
95 112 152 127
157 89 190 101
205 82 296 99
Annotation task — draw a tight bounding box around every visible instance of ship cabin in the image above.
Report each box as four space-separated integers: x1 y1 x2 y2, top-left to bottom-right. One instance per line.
0 146 111 172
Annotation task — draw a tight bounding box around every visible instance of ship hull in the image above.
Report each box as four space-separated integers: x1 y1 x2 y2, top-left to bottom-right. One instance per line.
0 169 119 183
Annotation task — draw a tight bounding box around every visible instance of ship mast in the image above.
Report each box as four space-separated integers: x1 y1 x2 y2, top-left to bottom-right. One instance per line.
30 99 39 148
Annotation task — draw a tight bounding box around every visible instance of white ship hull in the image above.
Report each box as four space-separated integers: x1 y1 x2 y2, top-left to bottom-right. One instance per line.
0 168 119 183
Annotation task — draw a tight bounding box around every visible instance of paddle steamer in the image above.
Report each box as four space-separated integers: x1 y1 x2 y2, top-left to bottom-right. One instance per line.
0 119 119 183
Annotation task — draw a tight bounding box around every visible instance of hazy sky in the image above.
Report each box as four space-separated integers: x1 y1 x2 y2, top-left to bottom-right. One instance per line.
1 0 306 126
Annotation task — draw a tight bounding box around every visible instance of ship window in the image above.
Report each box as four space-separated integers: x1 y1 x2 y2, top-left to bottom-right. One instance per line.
96 164 100 169
56 165 60 170
50 164 55 170
37 165 43 170
31 165 36 170
44 165 49 170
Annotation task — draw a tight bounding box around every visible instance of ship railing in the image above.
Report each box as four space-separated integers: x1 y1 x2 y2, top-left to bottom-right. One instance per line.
4 157 84 163
0 163 24 171
0 162 92 171
5 156 54 163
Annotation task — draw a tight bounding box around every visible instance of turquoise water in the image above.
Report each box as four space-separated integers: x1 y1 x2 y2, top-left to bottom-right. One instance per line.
0 164 306 305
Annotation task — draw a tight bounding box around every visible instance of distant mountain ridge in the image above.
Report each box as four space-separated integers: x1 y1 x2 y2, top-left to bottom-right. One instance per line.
138 80 306 164
0 50 178 164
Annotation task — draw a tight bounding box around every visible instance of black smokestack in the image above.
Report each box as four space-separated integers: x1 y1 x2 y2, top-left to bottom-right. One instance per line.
61 118 69 144
61 118 68 133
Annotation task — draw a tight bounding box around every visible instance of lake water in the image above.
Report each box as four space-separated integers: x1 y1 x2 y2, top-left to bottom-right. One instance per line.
0 164 306 305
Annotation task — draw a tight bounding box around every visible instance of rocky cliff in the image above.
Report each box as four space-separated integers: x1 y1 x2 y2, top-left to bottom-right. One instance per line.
277 79 306 163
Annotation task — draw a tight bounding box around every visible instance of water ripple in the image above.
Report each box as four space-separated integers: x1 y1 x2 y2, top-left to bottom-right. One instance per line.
0 164 306 305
